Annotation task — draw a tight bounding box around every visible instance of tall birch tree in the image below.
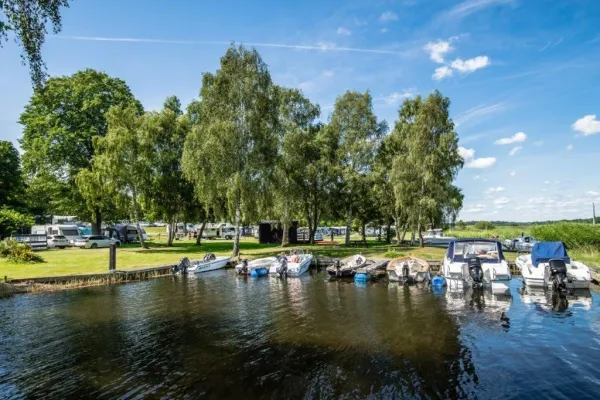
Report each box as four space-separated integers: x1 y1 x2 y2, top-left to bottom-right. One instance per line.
182 45 279 257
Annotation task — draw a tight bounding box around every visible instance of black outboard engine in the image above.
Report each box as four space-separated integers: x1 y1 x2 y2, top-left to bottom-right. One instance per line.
467 258 484 288
547 259 567 292
239 259 249 275
335 260 342 277
276 255 288 277
402 262 410 282
172 257 190 275
203 253 216 261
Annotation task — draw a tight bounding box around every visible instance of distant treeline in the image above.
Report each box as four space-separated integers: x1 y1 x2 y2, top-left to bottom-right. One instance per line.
462 218 597 226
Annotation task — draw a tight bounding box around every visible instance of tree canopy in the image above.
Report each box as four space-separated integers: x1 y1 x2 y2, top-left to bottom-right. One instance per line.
0 0 70 87
0 140 24 209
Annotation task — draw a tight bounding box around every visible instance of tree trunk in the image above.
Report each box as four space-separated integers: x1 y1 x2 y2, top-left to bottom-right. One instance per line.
281 222 289 247
232 197 241 257
131 188 147 249
196 219 207 245
401 224 408 243
386 223 391 244
417 220 424 248
345 208 352 246
312 208 319 245
361 223 366 241
91 207 102 235
166 219 175 247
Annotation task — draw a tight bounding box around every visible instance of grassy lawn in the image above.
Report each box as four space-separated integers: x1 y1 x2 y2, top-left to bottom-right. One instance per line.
0 234 447 280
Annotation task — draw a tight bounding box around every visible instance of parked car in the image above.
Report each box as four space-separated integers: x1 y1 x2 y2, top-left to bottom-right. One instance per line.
74 235 121 249
47 235 69 249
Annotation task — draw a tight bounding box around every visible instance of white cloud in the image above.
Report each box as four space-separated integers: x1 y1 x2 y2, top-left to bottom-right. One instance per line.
510 170 516 176
442 0 513 19
473 175 481 180
459 146 497 169
533 140 544 146
298 81 315 91
572 115 600 136
380 28 388 33
494 197 510 205
424 40 453 63
485 186 505 194
465 204 486 213
380 11 399 22
322 70 334 77
433 66 453 80
566 144 573 151
508 146 522 156
384 90 414 104
544 180 550 185
588 191 600 196
450 56 491 73
494 131 527 145
337 27 351 36
495 205 504 209
454 102 505 126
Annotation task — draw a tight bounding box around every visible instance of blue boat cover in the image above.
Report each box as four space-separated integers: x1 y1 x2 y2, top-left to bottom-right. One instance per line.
531 242 570 267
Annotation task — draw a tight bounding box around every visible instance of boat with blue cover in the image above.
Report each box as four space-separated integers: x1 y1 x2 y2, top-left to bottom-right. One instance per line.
515 241 591 290
235 257 276 277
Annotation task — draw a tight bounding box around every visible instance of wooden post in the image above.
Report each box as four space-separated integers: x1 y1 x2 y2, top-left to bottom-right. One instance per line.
109 243 117 271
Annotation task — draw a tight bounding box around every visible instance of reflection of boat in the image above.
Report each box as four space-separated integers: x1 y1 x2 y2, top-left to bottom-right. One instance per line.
235 257 276 277
187 254 231 274
386 256 430 283
444 285 513 321
326 254 368 277
518 285 592 312
441 239 511 292
423 228 456 246
268 249 313 277
515 242 592 290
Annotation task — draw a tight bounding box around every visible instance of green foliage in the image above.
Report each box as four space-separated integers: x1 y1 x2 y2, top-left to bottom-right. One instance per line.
531 223 600 249
0 239 44 263
0 140 24 208
0 207 35 237
389 91 463 246
0 0 70 86
182 44 280 256
455 220 467 230
384 248 406 258
474 221 496 230
19 69 142 230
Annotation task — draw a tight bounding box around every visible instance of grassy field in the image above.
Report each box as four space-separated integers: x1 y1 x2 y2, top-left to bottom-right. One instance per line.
0 234 446 280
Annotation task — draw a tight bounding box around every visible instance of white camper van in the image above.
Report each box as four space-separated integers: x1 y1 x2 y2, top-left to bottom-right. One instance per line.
31 224 82 245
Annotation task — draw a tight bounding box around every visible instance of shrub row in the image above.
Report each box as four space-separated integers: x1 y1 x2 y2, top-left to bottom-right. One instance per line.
0 239 44 264
531 223 600 249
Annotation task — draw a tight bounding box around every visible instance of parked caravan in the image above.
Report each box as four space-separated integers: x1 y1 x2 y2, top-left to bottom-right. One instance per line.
31 224 82 245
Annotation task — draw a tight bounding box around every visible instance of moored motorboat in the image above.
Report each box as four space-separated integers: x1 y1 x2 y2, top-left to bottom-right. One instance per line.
269 249 314 277
235 257 277 277
515 241 591 290
386 256 430 283
518 286 592 312
187 253 231 274
326 254 368 277
441 239 511 292
423 228 456 247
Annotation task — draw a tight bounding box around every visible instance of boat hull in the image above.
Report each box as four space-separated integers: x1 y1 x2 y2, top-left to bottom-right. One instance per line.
190 257 230 274
269 255 313 277
517 256 591 290
388 271 430 283
235 257 276 276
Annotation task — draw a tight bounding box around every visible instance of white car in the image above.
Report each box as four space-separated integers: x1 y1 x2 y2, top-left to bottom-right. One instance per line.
74 235 121 249
47 235 69 249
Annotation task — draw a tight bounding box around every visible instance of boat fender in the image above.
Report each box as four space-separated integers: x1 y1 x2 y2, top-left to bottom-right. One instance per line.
250 269 258 278
354 273 368 282
431 275 446 287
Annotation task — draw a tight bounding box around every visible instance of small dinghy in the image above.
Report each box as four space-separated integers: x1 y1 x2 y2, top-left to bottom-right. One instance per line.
235 257 277 277
269 249 314 277
187 253 230 274
387 256 430 283
327 254 368 278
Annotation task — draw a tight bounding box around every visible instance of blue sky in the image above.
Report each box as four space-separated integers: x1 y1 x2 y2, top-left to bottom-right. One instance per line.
1 0 600 222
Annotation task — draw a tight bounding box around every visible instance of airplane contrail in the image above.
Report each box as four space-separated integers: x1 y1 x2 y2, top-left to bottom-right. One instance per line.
51 35 404 56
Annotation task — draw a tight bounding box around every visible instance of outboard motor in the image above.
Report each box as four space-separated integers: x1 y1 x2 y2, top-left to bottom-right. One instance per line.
402 262 410 282
276 255 288 277
203 253 216 261
335 260 342 277
467 258 484 288
547 259 567 292
239 259 249 275
172 257 190 275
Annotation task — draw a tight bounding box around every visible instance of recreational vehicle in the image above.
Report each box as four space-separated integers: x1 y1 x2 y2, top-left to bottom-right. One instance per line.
31 224 83 245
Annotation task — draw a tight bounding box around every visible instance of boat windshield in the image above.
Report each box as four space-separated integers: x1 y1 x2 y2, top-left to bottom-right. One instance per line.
453 241 499 261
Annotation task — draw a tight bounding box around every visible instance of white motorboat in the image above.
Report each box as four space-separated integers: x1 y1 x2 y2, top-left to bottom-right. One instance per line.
445 285 513 319
502 236 536 252
386 256 430 283
186 254 230 274
440 239 512 292
235 257 276 277
422 228 456 247
515 241 591 290
268 249 314 277
326 254 368 278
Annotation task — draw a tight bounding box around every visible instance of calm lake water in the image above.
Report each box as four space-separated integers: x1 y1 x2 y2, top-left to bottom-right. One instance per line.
1 269 599 399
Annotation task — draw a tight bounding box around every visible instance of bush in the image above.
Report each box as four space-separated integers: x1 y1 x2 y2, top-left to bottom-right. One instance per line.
474 221 495 230
0 239 44 263
531 223 600 249
455 220 467 230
